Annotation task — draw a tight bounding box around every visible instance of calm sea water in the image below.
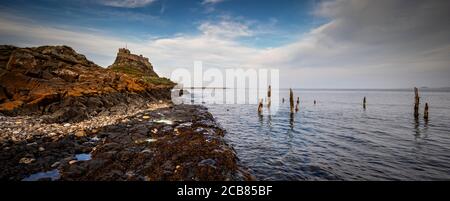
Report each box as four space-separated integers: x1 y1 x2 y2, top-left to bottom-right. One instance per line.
182 89 450 180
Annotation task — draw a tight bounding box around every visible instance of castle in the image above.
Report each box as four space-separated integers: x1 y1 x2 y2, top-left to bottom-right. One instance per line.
109 48 159 78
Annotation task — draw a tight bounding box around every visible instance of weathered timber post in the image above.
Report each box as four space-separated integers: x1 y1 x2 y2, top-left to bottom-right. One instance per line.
424 102 429 121
179 88 184 97
363 96 367 110
258 98 263 114
414 87 420 118
289 89 294 113
267 85 271 108
295 97 300 112
314 100 316 105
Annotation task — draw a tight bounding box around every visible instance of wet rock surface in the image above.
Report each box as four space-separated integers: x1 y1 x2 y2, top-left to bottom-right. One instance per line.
0 103 254 181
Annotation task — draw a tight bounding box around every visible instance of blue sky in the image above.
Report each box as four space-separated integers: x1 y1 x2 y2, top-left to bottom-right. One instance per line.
0 0 320 47
0 0 449 88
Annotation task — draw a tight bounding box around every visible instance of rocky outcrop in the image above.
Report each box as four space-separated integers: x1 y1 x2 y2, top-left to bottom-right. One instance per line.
0 45 175 123
108 48 159 78
0 45 254 181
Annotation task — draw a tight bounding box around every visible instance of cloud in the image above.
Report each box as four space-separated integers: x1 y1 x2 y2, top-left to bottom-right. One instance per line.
1 0 449 88
249 0 450 87
98 0 156 8
199 20 253 39
201 0 226 13
0 14 260 77
201 0 226 5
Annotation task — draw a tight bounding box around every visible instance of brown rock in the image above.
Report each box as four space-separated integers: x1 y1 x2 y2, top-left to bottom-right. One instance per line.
74 130 87 137
0 45 175 122
19 157 35 164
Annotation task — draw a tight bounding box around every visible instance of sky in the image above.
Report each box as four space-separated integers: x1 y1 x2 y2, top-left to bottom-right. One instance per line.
0 0 449 88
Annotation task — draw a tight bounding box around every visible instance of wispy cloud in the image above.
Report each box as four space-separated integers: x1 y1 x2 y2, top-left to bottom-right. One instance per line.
201 0 226 5
199 20 253 39
98 0 157 8
201 0 226 13
1 0 449 88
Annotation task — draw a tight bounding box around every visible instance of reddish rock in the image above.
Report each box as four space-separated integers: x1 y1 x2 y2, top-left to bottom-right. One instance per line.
0 45 175 122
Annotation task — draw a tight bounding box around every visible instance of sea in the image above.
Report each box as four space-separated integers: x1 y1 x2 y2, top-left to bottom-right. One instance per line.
181 88 450 180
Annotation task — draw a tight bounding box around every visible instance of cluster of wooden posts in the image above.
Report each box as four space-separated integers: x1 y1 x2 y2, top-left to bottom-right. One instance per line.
258 86 430 121
414 87 429 121
258 86 315 115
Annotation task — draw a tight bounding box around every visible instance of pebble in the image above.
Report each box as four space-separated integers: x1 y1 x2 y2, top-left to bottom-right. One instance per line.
141 149 152 154
142 116 150 119
51 162 61 168
74 130 86 137
146 138 158 143
39 147 45 151
154 119 173 125
19 157 36 164
63 123 71 127
26 142 38 146
68 160 78 165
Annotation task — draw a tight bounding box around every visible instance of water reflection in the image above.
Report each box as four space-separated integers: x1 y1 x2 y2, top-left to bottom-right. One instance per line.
414 117 420 137
289 113 294 130
185 88 450 180
258 113 263 125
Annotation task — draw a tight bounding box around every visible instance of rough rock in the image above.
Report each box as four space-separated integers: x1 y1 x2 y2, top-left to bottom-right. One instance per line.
0 45 254 181
0 104 254 181
0 45 175 123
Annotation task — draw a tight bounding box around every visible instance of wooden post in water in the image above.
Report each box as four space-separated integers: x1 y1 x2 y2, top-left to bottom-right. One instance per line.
267 85 271 108
424 102 429 121
289 89 294 113
258 98 263 114
295 97 300 112
179 87 184 97
363 97 366 109
282 98 285 103
414 87 420 118
314 100 316 105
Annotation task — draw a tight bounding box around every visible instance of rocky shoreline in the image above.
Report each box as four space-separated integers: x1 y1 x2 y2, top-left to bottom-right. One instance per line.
0 45 254 181
0 102 254 181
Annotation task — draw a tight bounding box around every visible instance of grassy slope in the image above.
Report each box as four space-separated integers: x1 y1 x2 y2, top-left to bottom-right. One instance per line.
110 65 175 87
